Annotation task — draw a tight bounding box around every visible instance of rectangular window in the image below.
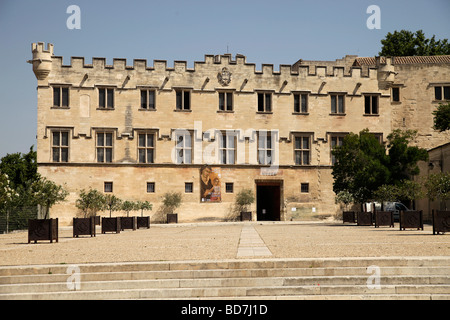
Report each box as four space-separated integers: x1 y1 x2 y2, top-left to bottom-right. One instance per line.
219 132 236 164
364 95 379 115
99 88 114 109
140 89 156 109
138 133 155 163
97 132 113 163
294 93 308 113
331 135 345 164
294 135 310 165
175 131 192 164
147 182 155 193
435 86 450 101
257 92 272 112
258 132 274 165
53 87 69 107
176 89 191 110
52 131 69 162
225 183 234 193
218 92 233 111
185 182 193 193
301 183 309 193
392 87 400 102
331 94 345 114
104 182 113 193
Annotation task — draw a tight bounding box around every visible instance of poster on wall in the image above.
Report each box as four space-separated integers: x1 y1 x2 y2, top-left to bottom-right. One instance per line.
200 166 221 202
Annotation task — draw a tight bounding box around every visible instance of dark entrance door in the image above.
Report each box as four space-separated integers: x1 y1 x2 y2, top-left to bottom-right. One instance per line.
256 183 281 221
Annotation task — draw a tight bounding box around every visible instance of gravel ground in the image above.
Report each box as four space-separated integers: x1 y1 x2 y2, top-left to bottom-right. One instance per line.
0 221 448 266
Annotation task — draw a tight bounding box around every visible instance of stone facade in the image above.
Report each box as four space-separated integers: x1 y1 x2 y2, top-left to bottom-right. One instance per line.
30 42 450 225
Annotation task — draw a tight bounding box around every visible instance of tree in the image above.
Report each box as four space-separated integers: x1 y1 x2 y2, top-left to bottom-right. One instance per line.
235 188 255 212
379 30 450 56
0 146 38 190
332 129 390 204
162 192 182 215
334 190 355 211
31 177 68 219
424 172 450 210
386 129 429 182
135 200 152 217
75 188 105 218
103 194 122 218
432 103 450 132
121 200 136 217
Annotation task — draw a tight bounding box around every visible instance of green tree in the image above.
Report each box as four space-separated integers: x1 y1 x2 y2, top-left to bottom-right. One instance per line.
103 194 122 218
75 188 105 218
31 177 68 219
121 200 136 217
379 30 450 56
0 146 38 190
235 188 255 212
332 129 390 204
162 192 182 215
386 129 429 182
135 200 153 217
424 172 450 210
432 103 450 132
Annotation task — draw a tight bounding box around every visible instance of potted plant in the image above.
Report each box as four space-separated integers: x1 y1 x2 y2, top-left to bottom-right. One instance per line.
162 192 182 223
73 188 105 237
120 200 137 231
28 177 68 243
235 188 255 221
425 172 450 234
335 190 356 223
102 194 122 233
136 200 152 228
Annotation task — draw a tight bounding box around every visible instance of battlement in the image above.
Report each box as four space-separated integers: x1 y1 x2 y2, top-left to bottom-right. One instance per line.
32 42 54 55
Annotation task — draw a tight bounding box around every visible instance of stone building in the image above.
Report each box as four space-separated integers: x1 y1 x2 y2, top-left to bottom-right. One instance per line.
29 42 450 225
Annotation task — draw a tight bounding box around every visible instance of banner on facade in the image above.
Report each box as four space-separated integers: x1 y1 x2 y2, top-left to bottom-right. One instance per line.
200 166 221 202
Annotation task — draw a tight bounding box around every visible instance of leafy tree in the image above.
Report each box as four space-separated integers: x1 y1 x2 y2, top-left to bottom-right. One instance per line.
432 103 450 132
334 190 355 211
162 192 182 215
31 177 68 219
332 129 390 204
235 188 255 212
121 200 136 217
379 30 450 56
424 172 450 210
135 200 153 217
75 188 105 218
386 129 429 182
103 194 122 218
0 146 38 190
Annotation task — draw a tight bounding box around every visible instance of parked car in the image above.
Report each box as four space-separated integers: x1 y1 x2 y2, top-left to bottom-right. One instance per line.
367 202 411 222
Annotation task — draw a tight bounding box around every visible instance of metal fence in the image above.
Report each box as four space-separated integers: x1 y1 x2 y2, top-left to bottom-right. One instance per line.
0 206 39 234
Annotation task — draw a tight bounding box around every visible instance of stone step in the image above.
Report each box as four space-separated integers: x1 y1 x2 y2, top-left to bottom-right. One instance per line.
2 266 449 285
1 284 450 300
0 256 449 276
1 275 449 294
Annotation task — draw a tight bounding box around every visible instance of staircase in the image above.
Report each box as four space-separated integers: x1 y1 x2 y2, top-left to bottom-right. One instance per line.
1 257 449 300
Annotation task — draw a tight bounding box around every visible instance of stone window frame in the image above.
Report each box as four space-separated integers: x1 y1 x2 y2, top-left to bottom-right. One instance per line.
104 181 113 193
96 131 114 163
330 93 346 115
52 86 70 108
225 182 234 193
218 130 237 165
175 88 192 111
140 88 156 110
256 91 273 113
146 182 155 193
300 183 309 193
51 130 70 163
329 133 347 165
97 87 115 109
363 93 380 115
293 92 309 114
185 182 193 193
174 130 193 164
218 90 234 112
293 133 312 166
433 84 450 102
137 131 156 164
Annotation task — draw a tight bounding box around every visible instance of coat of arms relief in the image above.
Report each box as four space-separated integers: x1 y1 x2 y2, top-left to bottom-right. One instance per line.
217 67 232 86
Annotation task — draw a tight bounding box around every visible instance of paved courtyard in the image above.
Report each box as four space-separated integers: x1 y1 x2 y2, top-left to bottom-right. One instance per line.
0 221 449 266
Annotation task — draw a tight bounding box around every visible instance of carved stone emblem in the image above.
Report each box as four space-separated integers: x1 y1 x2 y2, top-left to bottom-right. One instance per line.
217 67 232 86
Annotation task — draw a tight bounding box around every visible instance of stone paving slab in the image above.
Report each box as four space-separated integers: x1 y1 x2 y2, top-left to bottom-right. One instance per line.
0 220 449 266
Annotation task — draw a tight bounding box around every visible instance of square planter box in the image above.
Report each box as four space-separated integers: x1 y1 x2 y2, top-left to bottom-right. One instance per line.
102 217 121 234
73 217 96 237
167 213 178 224
342 211 356 224
240 212 252 221
374 211 394 228
432 210 450 235
400 210 423 230
120 216 136 231
137 216 150 229
28 218 58 243
357 212 373 226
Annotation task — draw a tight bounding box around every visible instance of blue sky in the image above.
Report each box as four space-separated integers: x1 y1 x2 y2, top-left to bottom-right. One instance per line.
0 0 449 159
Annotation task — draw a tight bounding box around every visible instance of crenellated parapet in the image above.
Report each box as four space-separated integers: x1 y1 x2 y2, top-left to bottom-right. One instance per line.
28 42 54 80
